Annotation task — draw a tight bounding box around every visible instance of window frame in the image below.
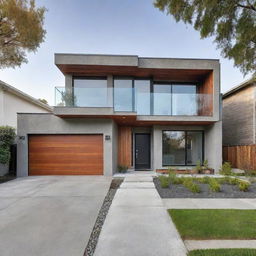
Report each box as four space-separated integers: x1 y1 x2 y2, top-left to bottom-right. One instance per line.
162 130 204 166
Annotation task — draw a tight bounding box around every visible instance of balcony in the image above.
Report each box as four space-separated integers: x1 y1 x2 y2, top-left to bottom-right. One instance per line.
54 87 213 117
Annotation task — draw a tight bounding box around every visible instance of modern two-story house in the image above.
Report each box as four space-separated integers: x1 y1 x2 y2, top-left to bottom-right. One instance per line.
17 54 222 176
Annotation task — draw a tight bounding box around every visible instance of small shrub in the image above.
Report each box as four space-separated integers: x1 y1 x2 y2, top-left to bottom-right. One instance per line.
203 159 209 169
201 176 211 184
0 147 10 165
183 178 201 193
159 175 169 188
168 170 183 184
193 160 202 174
238 181 250 192
229 177 240 185
219 162 232 176
117 165 128 173
209 179 221 192
244 170 256 176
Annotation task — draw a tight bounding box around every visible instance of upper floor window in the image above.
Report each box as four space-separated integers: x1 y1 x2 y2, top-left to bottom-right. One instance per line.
73 77 108 107
153 83 197 115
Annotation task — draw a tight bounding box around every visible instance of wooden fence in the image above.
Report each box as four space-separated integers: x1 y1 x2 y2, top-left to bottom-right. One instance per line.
223 145 256 170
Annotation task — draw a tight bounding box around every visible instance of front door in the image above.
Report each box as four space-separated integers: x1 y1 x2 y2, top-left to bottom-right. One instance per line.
135 133 150 169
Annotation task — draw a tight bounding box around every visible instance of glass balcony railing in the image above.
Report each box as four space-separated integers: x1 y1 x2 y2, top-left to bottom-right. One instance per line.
55 87 213 116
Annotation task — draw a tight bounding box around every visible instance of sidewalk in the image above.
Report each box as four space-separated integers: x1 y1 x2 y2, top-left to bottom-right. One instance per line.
162 198 256 209
94 175 187 256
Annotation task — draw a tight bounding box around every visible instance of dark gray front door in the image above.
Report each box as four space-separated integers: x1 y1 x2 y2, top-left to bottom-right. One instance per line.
135 133 150 169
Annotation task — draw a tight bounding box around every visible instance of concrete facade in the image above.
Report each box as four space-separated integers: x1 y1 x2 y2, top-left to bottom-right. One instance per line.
17 114 116 177
17 54 222 176
0 80 52 129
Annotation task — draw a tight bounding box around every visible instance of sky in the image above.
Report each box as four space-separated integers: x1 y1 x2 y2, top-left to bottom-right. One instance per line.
0 0 252 105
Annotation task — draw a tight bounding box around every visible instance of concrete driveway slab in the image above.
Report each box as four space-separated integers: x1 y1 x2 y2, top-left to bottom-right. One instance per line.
0 176 111 256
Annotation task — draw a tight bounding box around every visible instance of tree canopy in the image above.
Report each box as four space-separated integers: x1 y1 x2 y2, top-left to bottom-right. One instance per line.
154 0 256 76
0 0 46 68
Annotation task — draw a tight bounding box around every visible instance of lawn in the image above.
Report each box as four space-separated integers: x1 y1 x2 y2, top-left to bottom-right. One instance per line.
169 209 256 239
188 249 256 256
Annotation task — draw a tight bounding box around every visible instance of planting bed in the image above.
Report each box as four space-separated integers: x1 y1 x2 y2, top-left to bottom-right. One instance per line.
154 177 256 198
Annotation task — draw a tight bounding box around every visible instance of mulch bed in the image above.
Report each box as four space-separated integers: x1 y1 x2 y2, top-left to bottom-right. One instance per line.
153 177 256 198
84 178 123 256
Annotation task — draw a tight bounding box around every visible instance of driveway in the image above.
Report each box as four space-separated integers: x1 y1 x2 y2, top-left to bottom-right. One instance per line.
0 176 112 256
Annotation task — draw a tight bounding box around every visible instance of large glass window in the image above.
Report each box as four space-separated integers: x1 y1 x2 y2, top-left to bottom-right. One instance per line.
186 131 203 165
134 80 151 115
172 85 197 115
114 78 133 111
162 131 203 166
73 78 108 107
153 84 172 115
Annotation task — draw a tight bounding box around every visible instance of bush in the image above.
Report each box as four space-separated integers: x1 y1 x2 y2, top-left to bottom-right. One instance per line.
159 175 169 188
168 171 183 184
244 170 256 176
0 126 15 147
183 178 201 193
219 162 232 176
238 181 250 192
0 126 16 165
0 147 10 165
209 179 221 192
117 165 128 173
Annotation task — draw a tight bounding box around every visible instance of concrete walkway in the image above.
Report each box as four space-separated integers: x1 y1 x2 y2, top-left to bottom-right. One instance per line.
163 198 256 209
185 240 256 250
0 176 111 256
94 175 187 256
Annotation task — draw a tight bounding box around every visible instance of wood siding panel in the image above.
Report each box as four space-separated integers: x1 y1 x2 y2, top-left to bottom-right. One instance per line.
29 135 103 175
223 145 256 170
118 126 132 167
198 71 213 116
223 85 255 146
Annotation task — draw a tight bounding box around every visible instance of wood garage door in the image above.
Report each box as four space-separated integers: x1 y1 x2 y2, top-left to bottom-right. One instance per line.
29 135 103 175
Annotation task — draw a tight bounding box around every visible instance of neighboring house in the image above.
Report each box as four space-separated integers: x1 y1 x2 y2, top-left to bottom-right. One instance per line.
223 78 256 146
222 78 256 170
17 54 222 177
0 80 52 129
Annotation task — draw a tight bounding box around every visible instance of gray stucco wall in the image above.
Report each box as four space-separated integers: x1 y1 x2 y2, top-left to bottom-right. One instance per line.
17 114 116 177
153 123 222 173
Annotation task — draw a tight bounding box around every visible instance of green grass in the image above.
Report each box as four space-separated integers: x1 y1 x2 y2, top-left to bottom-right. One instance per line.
168 209 256 239
188 249 256 256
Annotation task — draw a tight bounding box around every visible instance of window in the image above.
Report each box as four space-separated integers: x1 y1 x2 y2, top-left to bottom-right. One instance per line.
172 85 197 115
153 83 197 115
73 77 108 107
134 80 151 115
114 78 133 111
162 131 203 166
153 84 172 115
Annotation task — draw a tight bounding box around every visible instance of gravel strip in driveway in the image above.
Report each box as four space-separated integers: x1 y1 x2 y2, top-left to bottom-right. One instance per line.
84 178 123 256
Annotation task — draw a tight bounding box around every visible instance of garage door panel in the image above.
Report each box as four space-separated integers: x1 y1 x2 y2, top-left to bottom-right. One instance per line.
29 135 103 175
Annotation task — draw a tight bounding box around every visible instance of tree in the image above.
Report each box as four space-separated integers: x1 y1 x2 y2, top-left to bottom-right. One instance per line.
154 0 256 76
0 0 46 68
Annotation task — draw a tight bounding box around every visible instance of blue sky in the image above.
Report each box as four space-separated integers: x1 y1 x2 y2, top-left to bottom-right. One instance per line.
0 0 251 105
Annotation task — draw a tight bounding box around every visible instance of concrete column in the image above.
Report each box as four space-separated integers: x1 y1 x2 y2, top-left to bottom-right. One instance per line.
204 120 222 173
65 74 72 92
107 75 113 107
